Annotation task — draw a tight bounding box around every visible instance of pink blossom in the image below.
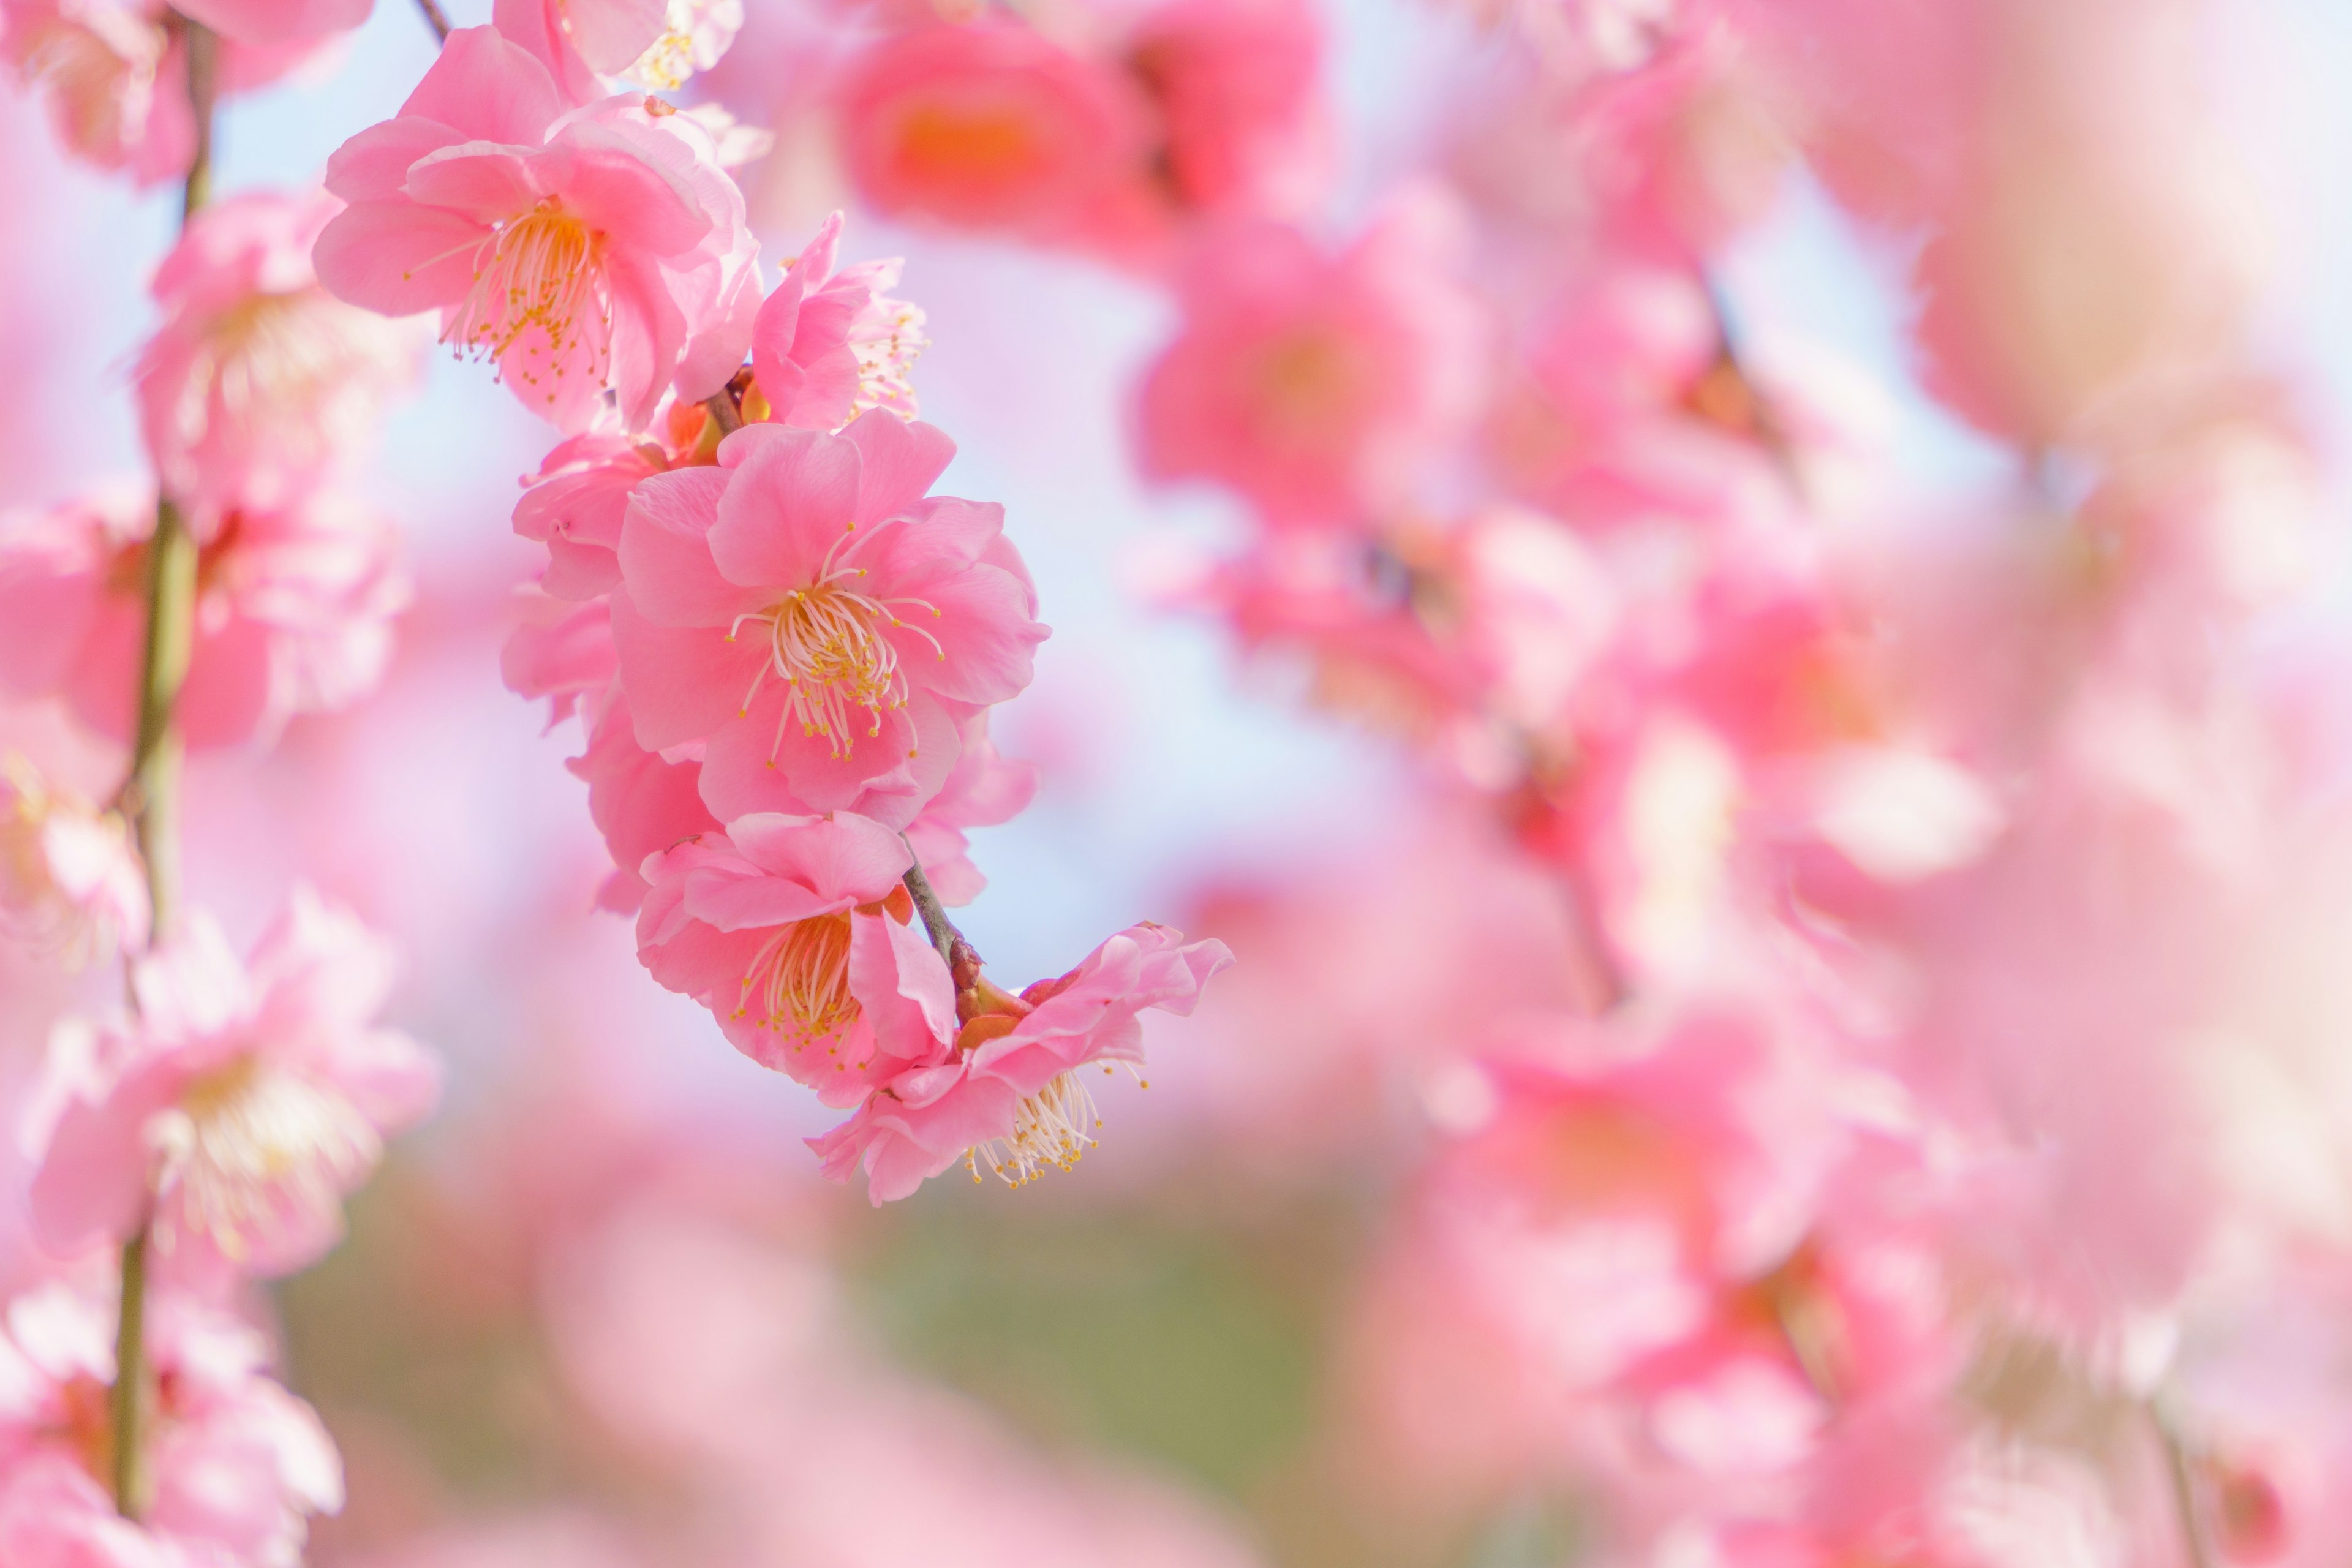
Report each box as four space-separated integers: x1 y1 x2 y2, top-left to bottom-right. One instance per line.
565 689 715 912
748 211 927 431
811 923 1231 1202
637 811 955 1099
500 584 619 730
25 889 440 1279
1138 201 1488 526
1 0 326 188
313 24 759 433
492 0 741 106
902 711 1036 907
134 187 418 518
513 434 667 602
610 416 1045 827
1121 0 1328 222
0 1278 342 1566
832 23 1153 247
0 485 409 751
0 753 148 967
170 0 366 46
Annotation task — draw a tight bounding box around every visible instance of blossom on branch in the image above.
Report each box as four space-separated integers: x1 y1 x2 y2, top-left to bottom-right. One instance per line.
26 889 440 1280
813 923 1233 1202
610 417 1046 826
314 24 758 433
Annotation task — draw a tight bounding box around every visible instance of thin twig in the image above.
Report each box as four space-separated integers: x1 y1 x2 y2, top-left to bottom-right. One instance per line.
108 1229 149 1515
412 0 451 42
112 10 216 1521
177 17 215 220
704 388 744 436
900 848 965 968
1697 270 1806 504
2154 1400 2217 1568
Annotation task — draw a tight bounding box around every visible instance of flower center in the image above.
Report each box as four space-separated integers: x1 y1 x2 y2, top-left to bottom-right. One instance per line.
1248 325 1376 453
964 1071 1103 1188
849 298 929 422
173 290 408 461
736 911 858 1049
442 202 609 402
0 758 56 916
729 552 942 762
55 1372 115 1482
149 1054 380 1263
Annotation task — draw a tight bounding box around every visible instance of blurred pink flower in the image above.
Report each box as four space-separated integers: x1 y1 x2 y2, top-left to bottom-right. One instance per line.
0 485 409 751
749 210 927 431
832 22 1153 249
611 417 1044 826
0 1278 342 1565
1 0 326 187
0 753 148 967
1121 0 1327 221
1139 201 1487 526
172 0 365 45
637 810 954 1099
25 889 439 1279
134 187 418 519
813 923 1232 1202
314 25 759 432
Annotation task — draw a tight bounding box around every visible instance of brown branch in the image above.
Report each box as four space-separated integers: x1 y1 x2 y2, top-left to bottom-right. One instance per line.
412 0 451 42
704 386 744 436
2154 1401 2217 1568
112 10 216 1521
1696 271 1806 504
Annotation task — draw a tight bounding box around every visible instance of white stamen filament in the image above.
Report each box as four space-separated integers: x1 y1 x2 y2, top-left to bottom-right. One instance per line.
727 529 944 763
734 911 859 1056
965 1071 1104 1189
149 1056 380 1263
173 289 410 462
435 202 610 404
848 298 929 422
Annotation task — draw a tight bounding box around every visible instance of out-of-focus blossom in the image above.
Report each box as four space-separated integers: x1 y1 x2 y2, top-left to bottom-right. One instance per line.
1139 201 1488 527
1 0 328 187
171 0 366 47
813 923 1232 1201
1121 0 1327 222
0 1278 342 1564
832 22 1153 251
748 210 927 431
134 187 418 518
827 0 1325 263
637 810 952 1099
314 25 759 433
0 753 147 965
26 889 439 1279
0 484 409 751
611 417 1045 826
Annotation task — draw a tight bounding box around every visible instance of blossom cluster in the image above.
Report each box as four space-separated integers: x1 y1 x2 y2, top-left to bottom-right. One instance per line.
6 0 2349 1561
301 14 1228 1202
666 0 2351 1555
1 0 450 1556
